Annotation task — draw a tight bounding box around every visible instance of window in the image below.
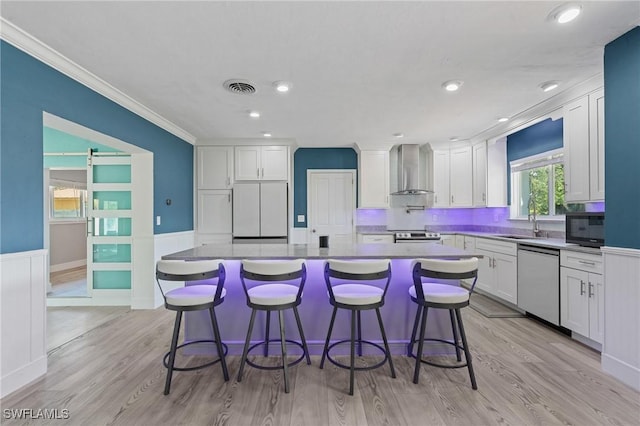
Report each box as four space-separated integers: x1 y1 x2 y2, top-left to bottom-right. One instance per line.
510 149 582 219
50 185 87 219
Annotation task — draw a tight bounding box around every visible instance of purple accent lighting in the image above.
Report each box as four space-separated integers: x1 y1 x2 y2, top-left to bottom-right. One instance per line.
585 202 605 212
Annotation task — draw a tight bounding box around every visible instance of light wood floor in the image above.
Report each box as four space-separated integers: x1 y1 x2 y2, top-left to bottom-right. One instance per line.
2 307 639 425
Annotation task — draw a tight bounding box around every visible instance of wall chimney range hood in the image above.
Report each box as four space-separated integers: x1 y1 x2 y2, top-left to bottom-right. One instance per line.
391 144 433 196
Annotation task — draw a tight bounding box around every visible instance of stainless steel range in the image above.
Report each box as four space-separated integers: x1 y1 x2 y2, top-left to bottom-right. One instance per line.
393 231 441 243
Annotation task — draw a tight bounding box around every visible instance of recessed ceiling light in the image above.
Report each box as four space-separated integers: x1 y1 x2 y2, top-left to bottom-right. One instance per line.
540 81 560 92
393 133 404 138
549 3 582 24
449 137 459 142
274 81 291 93
442 80 463 92
262 132 272 138
249 111 260 118
498 117 509 123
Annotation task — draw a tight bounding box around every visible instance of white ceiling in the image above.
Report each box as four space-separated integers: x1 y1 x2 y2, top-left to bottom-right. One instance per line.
2 1 639 148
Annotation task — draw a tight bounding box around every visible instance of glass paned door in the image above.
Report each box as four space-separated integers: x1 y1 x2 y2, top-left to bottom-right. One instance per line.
87 152 132 294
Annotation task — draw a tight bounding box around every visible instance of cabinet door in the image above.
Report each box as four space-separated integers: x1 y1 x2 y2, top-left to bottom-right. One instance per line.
487 138 507 207
197 146 233 189
261 146 289 180
359 150 390 208
454 234 465 249
197 190 232 234
494 253 517 305
440 235 455 247
560 267 590 336
235 147 261 180
588 272 604 344
472 142 487 206
259 182 288 237
432 150 450 207
232 183 260 236
450 146 473 207
475 249 495 295
563 96 590 202
589 89 605 201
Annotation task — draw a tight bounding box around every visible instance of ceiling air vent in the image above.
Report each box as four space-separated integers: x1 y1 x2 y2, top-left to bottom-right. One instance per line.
223 79 256 94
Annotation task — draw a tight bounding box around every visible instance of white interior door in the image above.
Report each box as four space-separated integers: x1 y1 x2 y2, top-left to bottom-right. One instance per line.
307 170 356 245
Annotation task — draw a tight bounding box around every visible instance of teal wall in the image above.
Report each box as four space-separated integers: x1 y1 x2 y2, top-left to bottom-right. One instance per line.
293 148 358 227
604 26 640 249
44 126 120 168
0 41 194 254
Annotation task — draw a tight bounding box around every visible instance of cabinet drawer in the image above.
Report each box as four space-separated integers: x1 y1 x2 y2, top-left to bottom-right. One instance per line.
360 234 394 244
561 250 602 273
475 237 517 256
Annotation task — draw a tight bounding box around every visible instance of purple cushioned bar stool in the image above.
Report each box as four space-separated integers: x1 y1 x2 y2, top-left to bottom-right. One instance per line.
155 259 229 395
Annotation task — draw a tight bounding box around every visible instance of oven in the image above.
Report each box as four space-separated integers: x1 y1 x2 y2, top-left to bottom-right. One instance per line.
393 231 441 244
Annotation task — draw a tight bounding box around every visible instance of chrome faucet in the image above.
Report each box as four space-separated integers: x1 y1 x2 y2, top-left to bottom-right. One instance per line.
527 192 542 237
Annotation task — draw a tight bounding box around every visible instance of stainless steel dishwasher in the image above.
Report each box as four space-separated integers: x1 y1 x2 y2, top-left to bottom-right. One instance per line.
517 244 560 325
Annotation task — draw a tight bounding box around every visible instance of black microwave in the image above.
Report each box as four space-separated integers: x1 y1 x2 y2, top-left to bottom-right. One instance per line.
565 212 605 248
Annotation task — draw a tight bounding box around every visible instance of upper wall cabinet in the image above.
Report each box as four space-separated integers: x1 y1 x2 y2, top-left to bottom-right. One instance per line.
235 146 289 181
432 149 450 207
563 89 605 202
472 142 488 206
432 147 472 207
359 150 390 208
197 146 234 189
486 137 508 207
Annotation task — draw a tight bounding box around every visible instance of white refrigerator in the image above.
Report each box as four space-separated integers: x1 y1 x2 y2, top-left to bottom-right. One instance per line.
232 182 288 240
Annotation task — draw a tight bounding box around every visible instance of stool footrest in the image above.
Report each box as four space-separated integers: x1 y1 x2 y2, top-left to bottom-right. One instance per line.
163 339 228 372
245 339 307 370
408 338 469 369
325 339 389 371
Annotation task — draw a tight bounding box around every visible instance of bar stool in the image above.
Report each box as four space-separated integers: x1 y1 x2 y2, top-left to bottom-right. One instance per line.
237 259 310 393
155 259 229 395
407 257 479 389
320 259 396 395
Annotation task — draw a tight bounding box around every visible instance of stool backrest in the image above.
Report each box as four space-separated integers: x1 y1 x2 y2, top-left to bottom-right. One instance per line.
412 257 479 300
156 259 226 301
324 259 392 301
240 259 306 300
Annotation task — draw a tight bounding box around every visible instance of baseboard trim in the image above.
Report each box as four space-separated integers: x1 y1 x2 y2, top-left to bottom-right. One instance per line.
602 353 640 391
50 259 86 273
0 355 47 399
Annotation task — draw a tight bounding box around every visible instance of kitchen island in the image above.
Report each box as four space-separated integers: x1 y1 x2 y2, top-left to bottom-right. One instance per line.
163 243 480 356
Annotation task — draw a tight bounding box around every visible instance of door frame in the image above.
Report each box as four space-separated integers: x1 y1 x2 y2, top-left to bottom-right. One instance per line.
43 112 153 307
306 169 356 244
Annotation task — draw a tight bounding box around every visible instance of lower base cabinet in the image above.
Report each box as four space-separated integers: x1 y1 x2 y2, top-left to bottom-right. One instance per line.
560 250 603 344
474 238 517 305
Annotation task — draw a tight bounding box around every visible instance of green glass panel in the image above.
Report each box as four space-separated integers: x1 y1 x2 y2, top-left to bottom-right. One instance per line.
93 164 131 183
93 191 131 210
93 218 132 236
93 244 131 263
93 270 131 290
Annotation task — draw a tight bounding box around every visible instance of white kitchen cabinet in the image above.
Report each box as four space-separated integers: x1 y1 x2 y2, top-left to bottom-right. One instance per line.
454 234 465 249
232 182 288 237
359 150 389 208
472 142 487 206
234 146 288 181
450 146 473 207
358 234 394 244
474 237 517 304
197 190 232 242
486 137 507 207
560 250 603 345
440 234 455 247
432 149 450 207
197 146 233 189
563 90 605 202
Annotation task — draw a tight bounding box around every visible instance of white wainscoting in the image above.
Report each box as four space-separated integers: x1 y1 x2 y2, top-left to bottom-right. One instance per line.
289 227 308 244
0 249 48 398
601 246 640 391
152 231 196 308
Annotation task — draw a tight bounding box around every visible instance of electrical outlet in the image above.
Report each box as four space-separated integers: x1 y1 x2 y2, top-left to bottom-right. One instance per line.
297 215 305 223
156 216 161 226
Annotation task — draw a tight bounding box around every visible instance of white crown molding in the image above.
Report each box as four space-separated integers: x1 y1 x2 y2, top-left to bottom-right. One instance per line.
1 17 196 145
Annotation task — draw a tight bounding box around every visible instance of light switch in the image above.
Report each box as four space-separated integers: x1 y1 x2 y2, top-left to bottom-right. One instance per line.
297 214 305 223
156 216 161 226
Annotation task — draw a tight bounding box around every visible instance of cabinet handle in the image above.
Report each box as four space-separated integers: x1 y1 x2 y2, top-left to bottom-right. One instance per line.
580 280 585 295
588 282 594 298
482 193 486 202
488 257 492 268
451 195 454 203
226 176 230 187
261 168 264 178
578 260 596 266
257 168 260 178
492 258 496 268
435 195 438 203
228 193 231 203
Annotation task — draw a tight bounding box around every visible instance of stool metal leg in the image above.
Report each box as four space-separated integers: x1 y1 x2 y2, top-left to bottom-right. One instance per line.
320 306 338 369
455 308 477 390
237 308 257 382
450 309 462 362
264 311 271 357
413 305 428 384
408 305 422 356
164 310 183 395
278 310 290 393
293 306 311 365
209 307 229 381
357 310 363 357
349 309 357 396
375 308 396 378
